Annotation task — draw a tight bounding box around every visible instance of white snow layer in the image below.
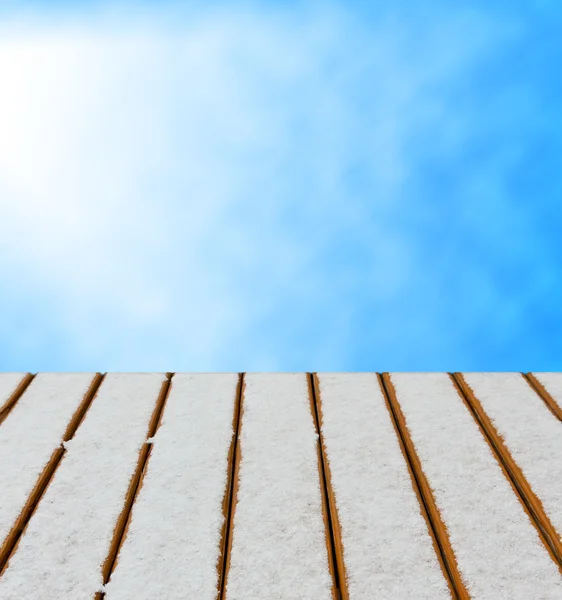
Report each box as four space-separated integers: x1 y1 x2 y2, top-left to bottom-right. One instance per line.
0 373 26 413
225 373 333 600
0 373 167 600
390 373 562 600
316 373 451 600
532 372 562 413
0 373 96 549
104 373 239 600
462 373 562 544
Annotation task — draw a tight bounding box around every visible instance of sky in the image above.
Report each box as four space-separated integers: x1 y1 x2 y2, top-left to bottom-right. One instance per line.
0 1 561 372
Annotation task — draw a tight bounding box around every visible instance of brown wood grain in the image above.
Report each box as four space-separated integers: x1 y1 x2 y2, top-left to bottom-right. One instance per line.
523 373 562 422
221 377 245 600
311 373 348 600
308 374 341 600
0 373 35 426
381 373 469 600
217 373 244 600
452 373 562 573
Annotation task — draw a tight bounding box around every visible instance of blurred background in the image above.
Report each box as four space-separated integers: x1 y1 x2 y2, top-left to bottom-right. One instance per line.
0 1 561 371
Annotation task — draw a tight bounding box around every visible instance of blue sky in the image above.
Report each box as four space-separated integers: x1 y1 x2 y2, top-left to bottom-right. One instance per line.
0 1 561 372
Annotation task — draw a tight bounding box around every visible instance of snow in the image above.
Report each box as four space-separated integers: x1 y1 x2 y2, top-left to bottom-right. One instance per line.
0 373 167 600
390 373 562 600
532 372 562 413
0 373 26 415
225 373 333 600
462 373 562 544
103 373 239 600
0 374 96 551
316 373 451 600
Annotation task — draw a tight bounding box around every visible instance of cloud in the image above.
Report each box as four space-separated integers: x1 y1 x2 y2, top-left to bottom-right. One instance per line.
1 1 558 370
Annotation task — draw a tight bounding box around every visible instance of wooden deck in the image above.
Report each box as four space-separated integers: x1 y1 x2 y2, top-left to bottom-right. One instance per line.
0 372 560 599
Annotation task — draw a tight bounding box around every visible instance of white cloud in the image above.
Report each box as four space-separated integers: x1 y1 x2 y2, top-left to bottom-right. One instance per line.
0 3 513 369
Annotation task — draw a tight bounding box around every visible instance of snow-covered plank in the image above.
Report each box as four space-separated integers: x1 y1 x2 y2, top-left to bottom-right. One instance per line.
528 372 562 420
0 373 167 600
390 373 562 600
103 373 240 600
0 374 26 405
0 373 30 422
225 373 333 600
460 373 562 556
0 373 98 568
316 373 451 600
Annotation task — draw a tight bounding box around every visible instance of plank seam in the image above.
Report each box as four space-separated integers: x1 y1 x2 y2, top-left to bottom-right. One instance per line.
217 373 245 600
0 372 105 577
221 374 245 600
379 373 469 600
522 373 562 422
451 373 562 572
96 373 175 599
0 373 36 426
309 373 344 600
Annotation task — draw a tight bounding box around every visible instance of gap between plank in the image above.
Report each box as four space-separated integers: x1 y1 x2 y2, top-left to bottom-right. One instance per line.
220 374 246 600
0 372 105 577
310 373 345 600
217 373 245 600
96 373 175 599
0 373 36 426
522 373 562 422
451 373 562 573
379 373 469 600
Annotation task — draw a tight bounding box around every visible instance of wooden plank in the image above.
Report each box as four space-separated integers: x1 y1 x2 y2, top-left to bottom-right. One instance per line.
0 373 33 424
457 373 562 566
316 373 452 600
0 373 167 600
525 373 562 421
224 373 333 600
218 374 244 600
96 373 172 596
382 373 467 599
309 375 341 600
390 373 562 599
103 374 240 600
0 373 99 571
